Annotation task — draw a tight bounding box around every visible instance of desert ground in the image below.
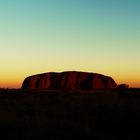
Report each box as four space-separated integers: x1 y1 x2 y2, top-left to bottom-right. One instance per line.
0 88 140 139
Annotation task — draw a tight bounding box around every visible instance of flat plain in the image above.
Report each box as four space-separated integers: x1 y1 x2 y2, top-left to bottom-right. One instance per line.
0 88 140 139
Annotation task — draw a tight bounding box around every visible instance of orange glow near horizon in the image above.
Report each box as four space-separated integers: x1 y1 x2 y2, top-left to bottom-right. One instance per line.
0 70 139 89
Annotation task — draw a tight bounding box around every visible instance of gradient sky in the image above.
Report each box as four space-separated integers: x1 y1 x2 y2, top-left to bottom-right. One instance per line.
0 0 140 88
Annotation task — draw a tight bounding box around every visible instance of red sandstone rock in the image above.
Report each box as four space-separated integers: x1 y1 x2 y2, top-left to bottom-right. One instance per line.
21 71 117 90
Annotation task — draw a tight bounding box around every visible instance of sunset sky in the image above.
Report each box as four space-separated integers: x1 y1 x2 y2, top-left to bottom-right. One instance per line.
0 0 140 88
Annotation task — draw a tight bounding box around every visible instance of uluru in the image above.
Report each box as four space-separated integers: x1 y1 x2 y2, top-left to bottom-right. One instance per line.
21 71 117 90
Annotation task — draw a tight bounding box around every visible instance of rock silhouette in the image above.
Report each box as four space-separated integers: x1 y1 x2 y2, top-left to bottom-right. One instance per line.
22 71 117 90
118 84 129 89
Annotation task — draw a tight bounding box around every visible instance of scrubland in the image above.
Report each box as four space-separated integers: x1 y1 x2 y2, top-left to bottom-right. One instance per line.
0 88 140 139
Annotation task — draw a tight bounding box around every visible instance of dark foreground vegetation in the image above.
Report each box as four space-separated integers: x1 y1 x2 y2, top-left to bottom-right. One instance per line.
0 88 140 139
